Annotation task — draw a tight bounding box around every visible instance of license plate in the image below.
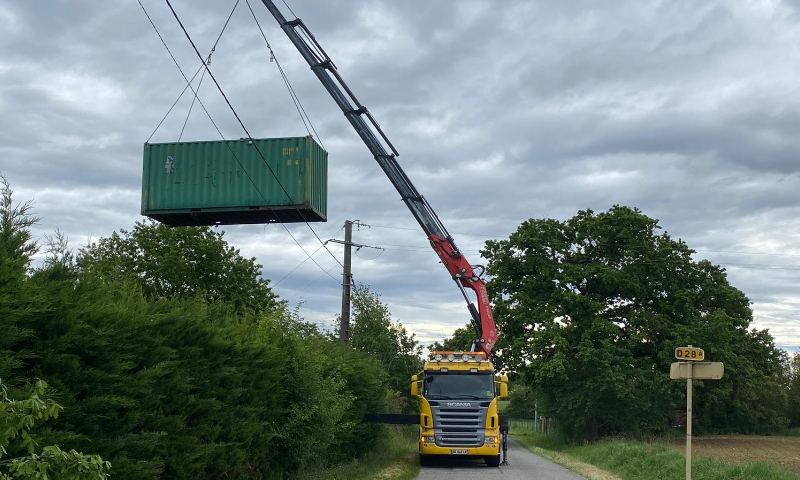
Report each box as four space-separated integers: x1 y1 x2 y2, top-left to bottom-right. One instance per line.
450 449 469 455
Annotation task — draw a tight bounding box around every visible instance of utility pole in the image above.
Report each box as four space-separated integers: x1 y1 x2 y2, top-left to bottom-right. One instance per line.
328 220 383 344
339 220 353 343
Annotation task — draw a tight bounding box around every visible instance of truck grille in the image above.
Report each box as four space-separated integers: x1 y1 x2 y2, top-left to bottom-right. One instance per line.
429 402 488 447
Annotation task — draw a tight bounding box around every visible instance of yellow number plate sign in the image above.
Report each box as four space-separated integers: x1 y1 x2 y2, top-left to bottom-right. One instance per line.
675 347 705 361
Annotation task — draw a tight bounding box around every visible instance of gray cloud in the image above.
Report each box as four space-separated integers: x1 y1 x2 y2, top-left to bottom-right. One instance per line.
2 0 800 347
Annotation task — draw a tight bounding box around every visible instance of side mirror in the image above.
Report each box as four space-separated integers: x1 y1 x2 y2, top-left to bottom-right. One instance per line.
410 375 419 397
499 375 508 399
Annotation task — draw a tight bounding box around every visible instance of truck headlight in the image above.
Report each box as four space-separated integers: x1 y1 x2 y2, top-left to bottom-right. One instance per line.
484 437 497 444
423 436 436 443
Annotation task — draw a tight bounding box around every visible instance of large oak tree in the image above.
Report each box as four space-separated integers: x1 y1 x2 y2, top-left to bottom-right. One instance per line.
483 206 787 439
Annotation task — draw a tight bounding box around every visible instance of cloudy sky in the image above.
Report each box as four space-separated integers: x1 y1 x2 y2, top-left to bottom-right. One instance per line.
2 0 800 351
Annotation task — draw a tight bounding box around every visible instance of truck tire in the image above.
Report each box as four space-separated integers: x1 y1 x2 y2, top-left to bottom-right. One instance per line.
484 454 501 467
419 454 434 467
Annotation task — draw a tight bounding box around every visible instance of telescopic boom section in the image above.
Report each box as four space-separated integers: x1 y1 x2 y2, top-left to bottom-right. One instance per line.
259 1 498 354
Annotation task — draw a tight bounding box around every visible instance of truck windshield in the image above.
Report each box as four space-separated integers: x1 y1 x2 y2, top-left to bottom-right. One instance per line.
423 373 495 400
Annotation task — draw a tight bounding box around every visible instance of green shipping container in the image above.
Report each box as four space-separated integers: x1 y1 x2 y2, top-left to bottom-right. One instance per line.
141 136 327 226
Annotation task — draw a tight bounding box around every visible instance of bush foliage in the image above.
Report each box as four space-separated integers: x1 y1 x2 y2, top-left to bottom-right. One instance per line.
0 177 396 478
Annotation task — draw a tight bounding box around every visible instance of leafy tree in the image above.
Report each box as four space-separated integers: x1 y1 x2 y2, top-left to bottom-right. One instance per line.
483 206 787 439
0 175 37 278
427 323 474 353
0 379 110 479
77 220 280 314
345 284 423 409
429 323 512 373
786 353 800 427
0 175 40 384
504 384 538 420
261 309 391 463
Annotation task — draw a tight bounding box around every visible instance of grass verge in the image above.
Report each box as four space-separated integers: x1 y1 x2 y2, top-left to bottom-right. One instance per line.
292 425 419 480
512 433 621 480
512 425 798 480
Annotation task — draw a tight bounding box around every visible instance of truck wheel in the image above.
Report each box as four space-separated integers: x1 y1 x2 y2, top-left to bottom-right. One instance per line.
419 454 434 467
484 454 501 467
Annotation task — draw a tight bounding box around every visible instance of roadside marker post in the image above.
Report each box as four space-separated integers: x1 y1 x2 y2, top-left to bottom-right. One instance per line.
670 345 724 480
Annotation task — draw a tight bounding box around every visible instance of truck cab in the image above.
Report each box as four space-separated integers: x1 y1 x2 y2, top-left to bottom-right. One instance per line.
411 351 508 467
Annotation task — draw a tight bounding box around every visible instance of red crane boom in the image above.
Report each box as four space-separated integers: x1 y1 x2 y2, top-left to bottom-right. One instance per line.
259 1 498 354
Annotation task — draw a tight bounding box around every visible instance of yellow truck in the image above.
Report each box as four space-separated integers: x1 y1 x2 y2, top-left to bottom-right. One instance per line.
411 351 508 467
256 4 511 465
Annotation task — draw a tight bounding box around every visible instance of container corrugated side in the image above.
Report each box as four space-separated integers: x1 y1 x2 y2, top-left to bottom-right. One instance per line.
141 136 327 226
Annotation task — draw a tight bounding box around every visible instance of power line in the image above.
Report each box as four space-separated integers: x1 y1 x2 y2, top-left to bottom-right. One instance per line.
338 241 800 271
281 0 299 19
178 66 207 141
367 223 499 238
326 239 384 251
694 249 800 258
177 0 238 141
273 223 346 287
272 242 328 287
366 223 800 259
138 2 240 154
146 0 239 143
327 234 385 260
162 0 343 270
146 63 204 143
145 3 800 288
140 0 342 284
287 264 342 301
140 1 209 144
371 242 430 251
138 2 276 224
279 224 340 284
355 248 385 261
244 0 324 150
717 263 800 271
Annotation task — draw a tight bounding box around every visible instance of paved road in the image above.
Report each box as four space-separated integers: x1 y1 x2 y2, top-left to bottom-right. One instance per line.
414 439 586 480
